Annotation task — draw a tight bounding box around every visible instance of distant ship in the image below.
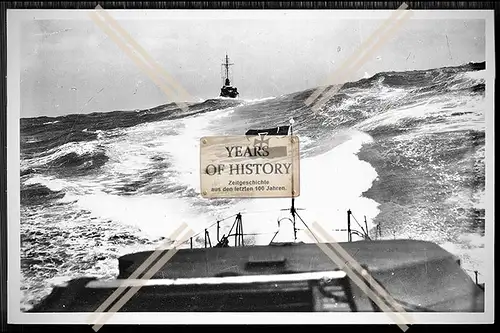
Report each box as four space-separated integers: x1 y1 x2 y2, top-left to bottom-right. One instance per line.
220 54 239 98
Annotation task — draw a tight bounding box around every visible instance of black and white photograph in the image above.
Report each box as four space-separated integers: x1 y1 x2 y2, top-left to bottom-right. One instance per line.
6 6 494 326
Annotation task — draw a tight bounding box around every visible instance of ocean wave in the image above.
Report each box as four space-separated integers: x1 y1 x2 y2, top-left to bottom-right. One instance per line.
22 141 109 176
21 183 65 206
20 99 246 158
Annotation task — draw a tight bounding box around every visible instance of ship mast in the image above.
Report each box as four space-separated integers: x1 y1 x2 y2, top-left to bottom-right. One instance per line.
222 53 234 86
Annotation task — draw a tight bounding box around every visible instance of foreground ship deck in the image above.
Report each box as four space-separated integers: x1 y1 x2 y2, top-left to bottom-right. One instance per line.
30 239 484 312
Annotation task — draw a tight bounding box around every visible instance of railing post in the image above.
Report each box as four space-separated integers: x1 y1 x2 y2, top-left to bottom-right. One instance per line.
347 209 352 242
217 221 220 242
240 214 244 247
364 215 369 239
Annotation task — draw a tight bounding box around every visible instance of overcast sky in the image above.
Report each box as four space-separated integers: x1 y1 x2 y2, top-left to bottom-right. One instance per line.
19 11 486 118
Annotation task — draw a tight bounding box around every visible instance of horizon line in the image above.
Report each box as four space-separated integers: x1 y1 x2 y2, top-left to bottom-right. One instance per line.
20 59 486 120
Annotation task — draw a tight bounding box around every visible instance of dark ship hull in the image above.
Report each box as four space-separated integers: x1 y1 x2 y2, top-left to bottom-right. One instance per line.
220 85 239 98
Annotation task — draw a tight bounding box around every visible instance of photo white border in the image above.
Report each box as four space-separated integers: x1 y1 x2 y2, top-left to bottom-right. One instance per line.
7 8 495 325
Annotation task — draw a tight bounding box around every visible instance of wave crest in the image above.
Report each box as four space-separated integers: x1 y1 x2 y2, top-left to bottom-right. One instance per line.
22 141 109 176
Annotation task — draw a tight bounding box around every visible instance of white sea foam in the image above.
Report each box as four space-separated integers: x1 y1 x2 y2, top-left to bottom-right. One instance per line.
161 107 238 192
165 110 379 244
71 104 380 245
355 94 485 136
193 128 380 244
72 106 241 238
75 191 209 240
24 175 70 192
243 96 276 103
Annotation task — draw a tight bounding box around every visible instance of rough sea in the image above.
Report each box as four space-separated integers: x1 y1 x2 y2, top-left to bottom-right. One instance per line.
20 62 486 311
